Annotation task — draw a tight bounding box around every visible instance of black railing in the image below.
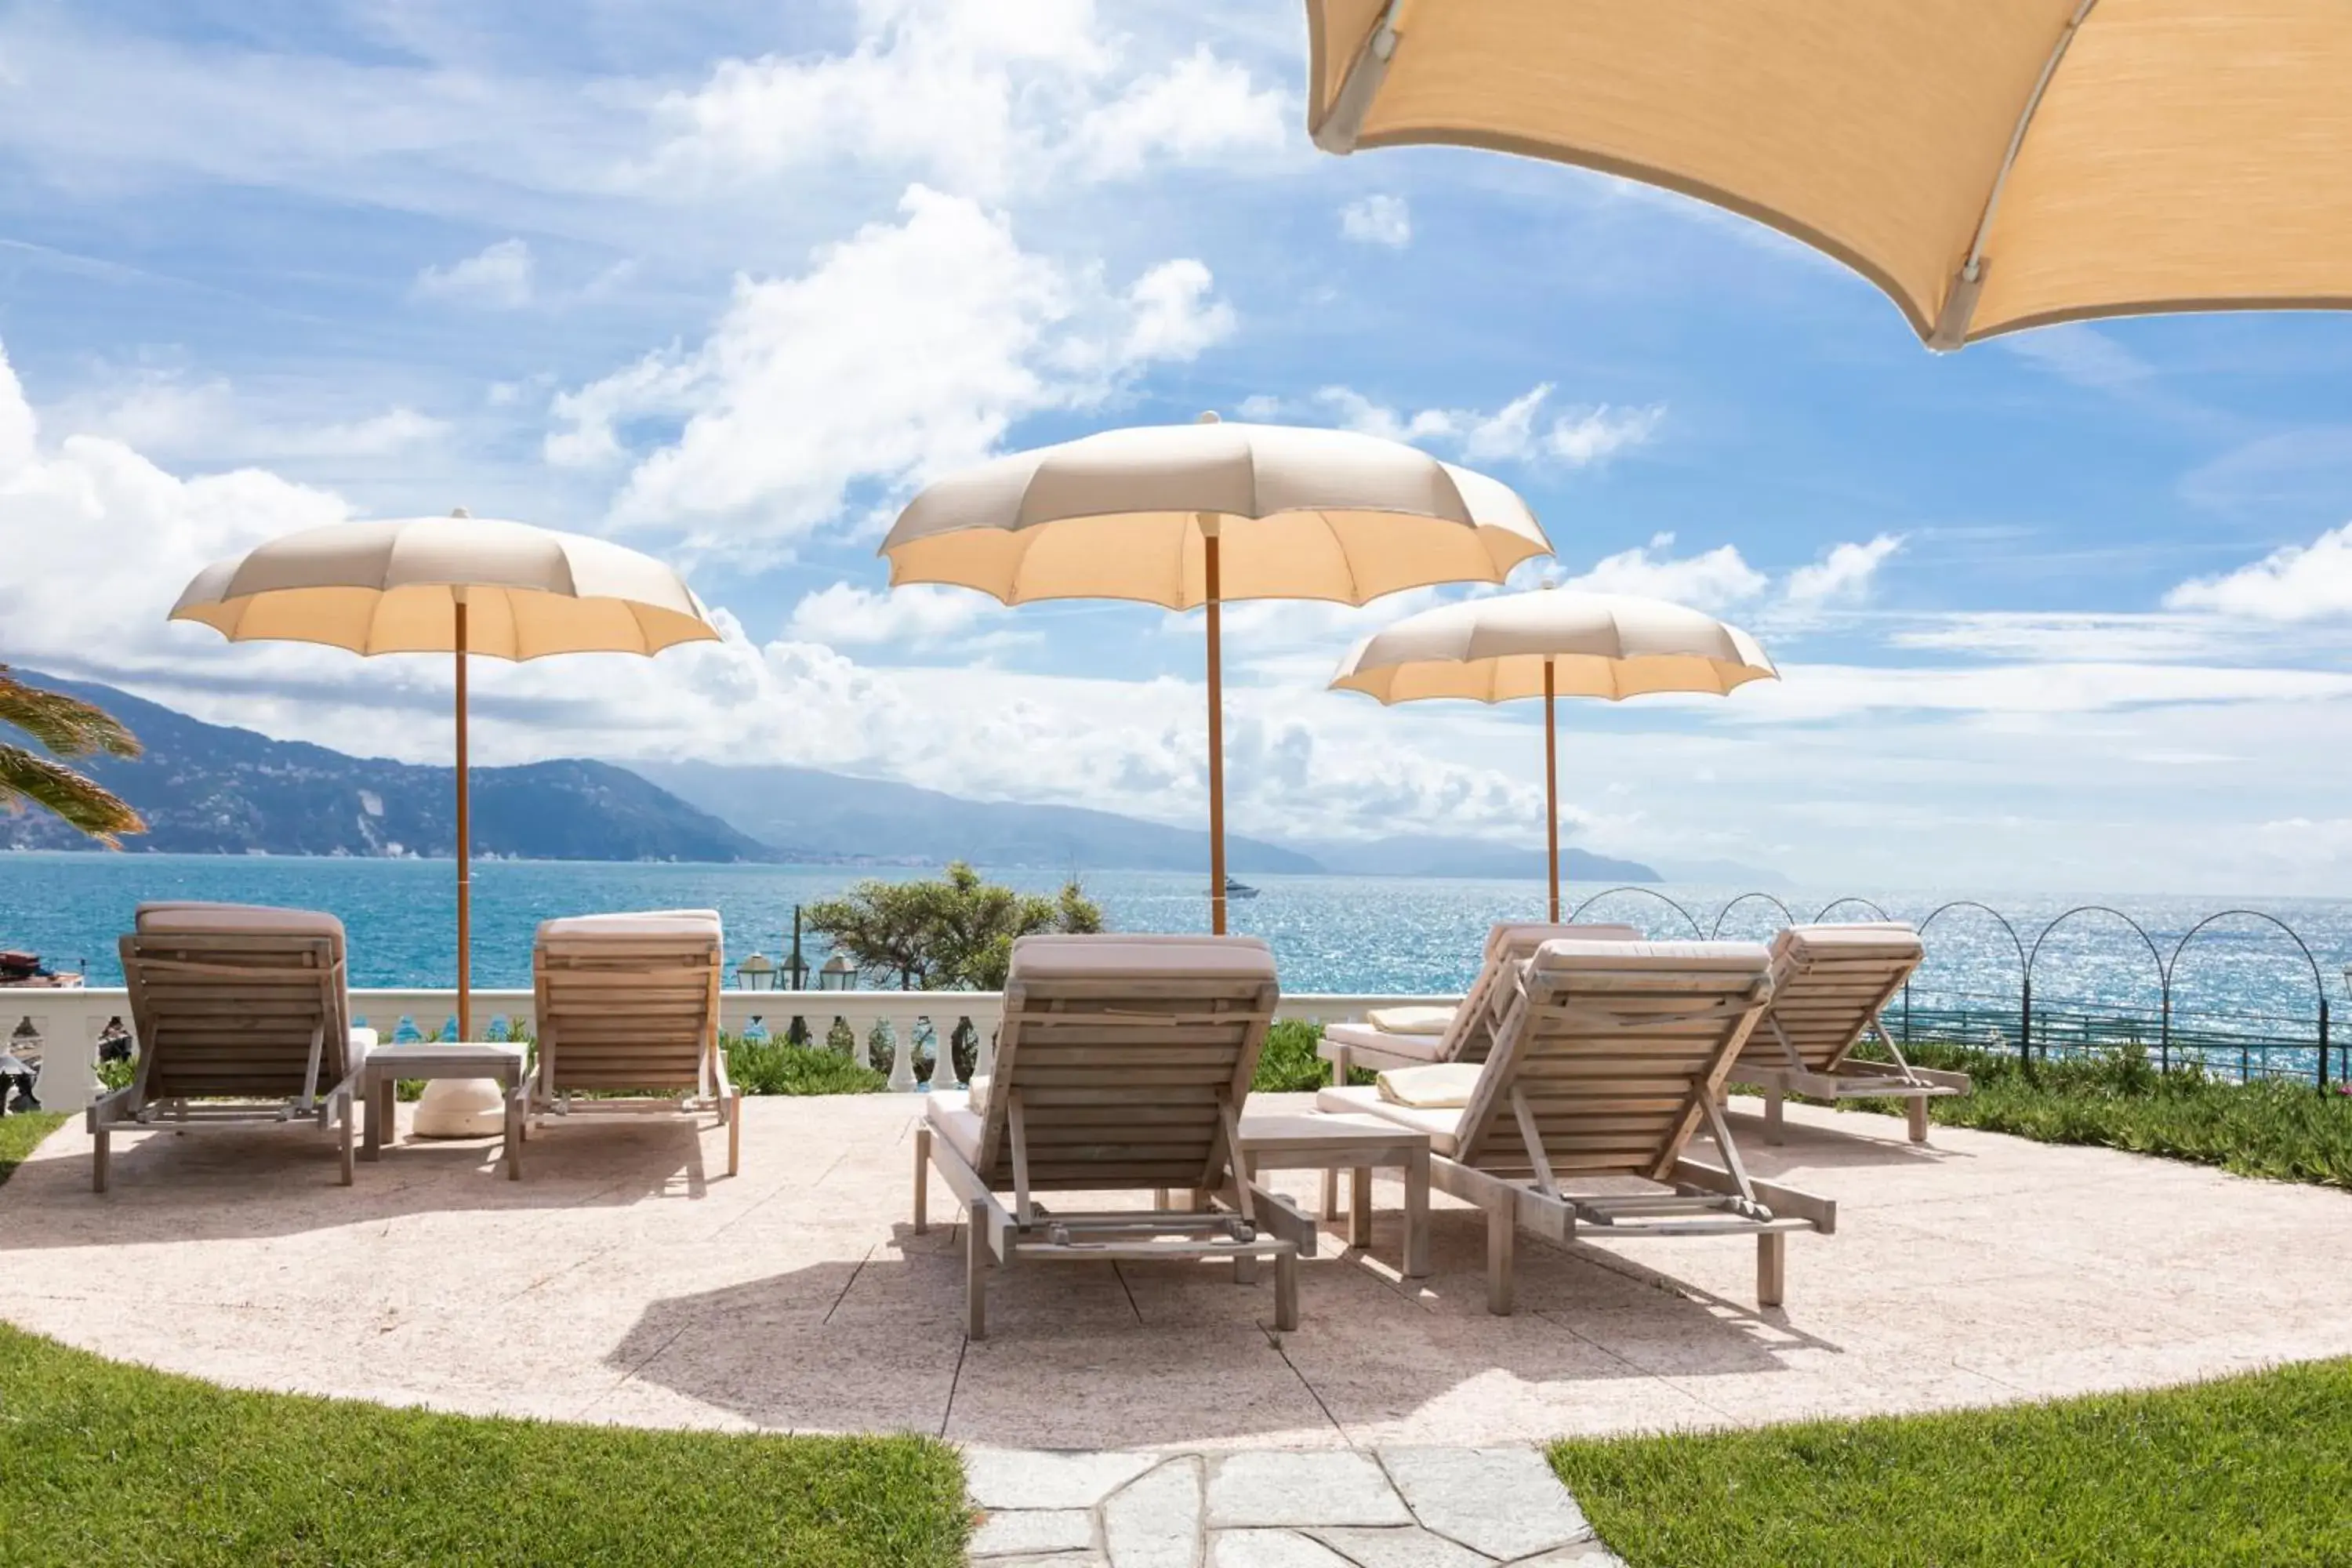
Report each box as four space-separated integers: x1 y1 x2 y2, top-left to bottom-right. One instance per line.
1564 889 2350 1094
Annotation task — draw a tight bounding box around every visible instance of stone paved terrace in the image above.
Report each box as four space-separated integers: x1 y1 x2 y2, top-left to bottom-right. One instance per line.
5 1093 2351 1563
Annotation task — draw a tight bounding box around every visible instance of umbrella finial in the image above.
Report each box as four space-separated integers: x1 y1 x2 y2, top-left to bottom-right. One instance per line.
450 506 471 519
1196 411 1221 424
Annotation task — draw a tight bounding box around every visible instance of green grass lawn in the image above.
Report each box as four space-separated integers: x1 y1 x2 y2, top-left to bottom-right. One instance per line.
1 1108 67 1183
1825 1040 2352 1191
1552 1357 2352 1567
0 1101 967 1566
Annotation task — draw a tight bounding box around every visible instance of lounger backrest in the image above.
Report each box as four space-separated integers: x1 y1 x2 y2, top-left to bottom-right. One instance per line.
1457 939 1774 1182
1740 924 1924 1073
121 902 354 1100
1443 922 1642 1065
974 934 1279 1192
533 910 724 1095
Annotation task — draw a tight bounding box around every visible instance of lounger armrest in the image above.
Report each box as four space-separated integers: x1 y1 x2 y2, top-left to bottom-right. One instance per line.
711 1045 735 1101
1848 1061 1972 1094
1673 1158 1837 1234
1212 1174 1317 1254
87 1083 141 1131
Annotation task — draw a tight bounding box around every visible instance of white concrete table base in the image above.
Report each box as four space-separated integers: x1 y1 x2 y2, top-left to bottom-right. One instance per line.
967 1445 1622 1566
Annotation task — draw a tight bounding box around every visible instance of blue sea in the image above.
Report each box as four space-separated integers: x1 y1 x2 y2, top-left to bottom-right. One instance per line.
5 855 2349 1042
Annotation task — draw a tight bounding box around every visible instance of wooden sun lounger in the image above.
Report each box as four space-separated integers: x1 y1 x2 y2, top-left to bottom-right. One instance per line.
529 909 740 1176
93 902 375 1192
1737 924 1972 1144
913 934 1313 1340
1314 922 1637 1220
1320 938 1835 1314
1317 922 1642 1079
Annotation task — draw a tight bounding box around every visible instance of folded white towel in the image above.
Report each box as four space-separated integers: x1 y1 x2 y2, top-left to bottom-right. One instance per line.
1377 1062 1483 1109
1364 1004 1457 1036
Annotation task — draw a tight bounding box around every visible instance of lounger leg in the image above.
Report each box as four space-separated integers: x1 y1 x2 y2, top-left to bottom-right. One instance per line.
92 1127 108 1194
1348 1164 1372 1250
1403 1149 1431 1279
913 1125 931 1234
1757 1232 1787 1308
1763 1087 1786 1145
337 1094 356 1187
727 1091 742 1177
1154 1188 1171 1210
1322 1047 1349 1221
1486 1204 1516 1316
503 1078 523 1181
965 1198 989 1341
361 1075 382 1163
1907 1097 1930 1143
1272 1249 1299 1333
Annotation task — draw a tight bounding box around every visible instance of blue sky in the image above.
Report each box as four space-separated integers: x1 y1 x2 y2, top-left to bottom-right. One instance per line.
5 0 2352 895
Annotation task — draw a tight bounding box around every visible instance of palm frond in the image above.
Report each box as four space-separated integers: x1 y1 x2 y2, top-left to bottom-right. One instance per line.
0 666 142 760
0 744 146 847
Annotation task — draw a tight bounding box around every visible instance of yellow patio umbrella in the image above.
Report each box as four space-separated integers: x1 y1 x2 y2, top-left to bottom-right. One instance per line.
169 512 720 1037
1330 589 1775 919
881 414 1551 933
1306 1 2352 348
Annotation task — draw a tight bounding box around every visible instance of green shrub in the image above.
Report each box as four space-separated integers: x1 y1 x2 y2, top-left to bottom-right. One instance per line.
1252 1019 1374 1093
726 1034 888 1096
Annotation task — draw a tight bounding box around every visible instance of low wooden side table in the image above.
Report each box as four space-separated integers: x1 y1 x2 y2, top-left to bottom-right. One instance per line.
1238 1112 1431 1279
361 1043 527 1180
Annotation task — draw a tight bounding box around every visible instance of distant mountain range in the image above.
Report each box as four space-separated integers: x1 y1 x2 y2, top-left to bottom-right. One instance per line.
5 673 1695 884
2 672 774 862
630 760 1322 875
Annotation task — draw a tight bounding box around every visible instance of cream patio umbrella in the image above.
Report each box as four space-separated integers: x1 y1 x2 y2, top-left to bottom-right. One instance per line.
1330 589 1775 919
880 414 1550 933
1306 1 2352 349
170 512 720 1038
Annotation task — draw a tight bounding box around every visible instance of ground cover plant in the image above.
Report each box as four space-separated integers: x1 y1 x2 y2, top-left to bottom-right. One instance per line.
1835 1039 2352 1191
0 1109 969 1568
1552 1357 2352 1567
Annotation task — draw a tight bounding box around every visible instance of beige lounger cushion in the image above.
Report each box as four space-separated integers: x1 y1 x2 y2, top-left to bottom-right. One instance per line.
135 901 347 939
924 1090 985 1166
1007 932 1276 978
1377 1062 1483 1109
1485 921 1639 958
1320 1023 1451 1062
536 909 724 942
1316 1083 1463 1154
1365 1004 1457 1035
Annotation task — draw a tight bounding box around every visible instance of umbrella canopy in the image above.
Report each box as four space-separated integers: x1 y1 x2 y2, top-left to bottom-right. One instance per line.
1306 1 2352 348
882 416 1551 931
1331 590 1775 916
172 514 720 1036
170 515 716 659
883 419 1548 608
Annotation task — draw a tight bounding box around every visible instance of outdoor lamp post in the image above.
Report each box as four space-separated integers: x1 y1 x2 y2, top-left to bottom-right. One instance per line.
818 953 856 992
786 905 810 991
735 953 777 993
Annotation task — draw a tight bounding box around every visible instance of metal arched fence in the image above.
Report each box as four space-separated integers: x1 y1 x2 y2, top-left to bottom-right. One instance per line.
1573 889 2346 1093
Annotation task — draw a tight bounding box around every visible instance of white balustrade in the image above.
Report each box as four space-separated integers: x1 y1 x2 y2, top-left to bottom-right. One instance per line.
2 987 1457 1112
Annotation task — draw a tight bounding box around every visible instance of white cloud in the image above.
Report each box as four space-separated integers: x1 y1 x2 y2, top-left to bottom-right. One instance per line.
786 582 1000 648
1073 45 1287 181
1999 325 2152 392
412 238 534 308
1310 383 1663 468
548 185 1232 547
2165 522 2352 622
1118 259 1236 363
1784 533 1904 608
43 369 447 466
1564 533 1769 611
1339 193 1410 248
645 1 1285 198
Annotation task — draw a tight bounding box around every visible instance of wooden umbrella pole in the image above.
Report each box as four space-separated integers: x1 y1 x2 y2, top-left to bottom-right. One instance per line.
1544 659 1560 922
1204 525 1227 936
454 595 471 1042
